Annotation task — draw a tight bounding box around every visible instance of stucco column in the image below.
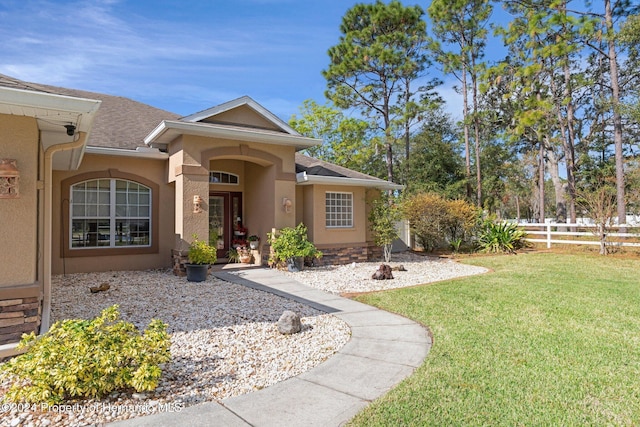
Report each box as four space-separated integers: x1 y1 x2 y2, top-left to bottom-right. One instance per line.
174 165 210 250
274 179 297 230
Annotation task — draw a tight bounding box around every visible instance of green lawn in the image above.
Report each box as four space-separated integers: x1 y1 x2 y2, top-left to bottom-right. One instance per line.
349 252 640 426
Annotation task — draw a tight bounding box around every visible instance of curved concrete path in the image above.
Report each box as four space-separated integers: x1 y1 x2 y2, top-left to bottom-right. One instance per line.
110 268 431 427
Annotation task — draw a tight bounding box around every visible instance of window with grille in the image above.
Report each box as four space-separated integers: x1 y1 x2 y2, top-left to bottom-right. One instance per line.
209 171 239 184
325 192 353 228
70 179 151 248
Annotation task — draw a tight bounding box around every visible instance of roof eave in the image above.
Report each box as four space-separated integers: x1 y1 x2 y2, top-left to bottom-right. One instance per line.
84 146 169 160
0 86 101 170
144 120 320 151
295 172 404 190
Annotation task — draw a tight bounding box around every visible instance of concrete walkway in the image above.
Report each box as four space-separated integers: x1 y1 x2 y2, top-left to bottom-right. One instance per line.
110 268 431 427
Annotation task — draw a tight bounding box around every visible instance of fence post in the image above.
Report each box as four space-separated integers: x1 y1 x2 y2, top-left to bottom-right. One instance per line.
546 223 551 249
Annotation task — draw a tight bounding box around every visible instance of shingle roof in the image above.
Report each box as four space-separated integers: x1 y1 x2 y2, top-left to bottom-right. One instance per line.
295 153 385 181
0 74 179 149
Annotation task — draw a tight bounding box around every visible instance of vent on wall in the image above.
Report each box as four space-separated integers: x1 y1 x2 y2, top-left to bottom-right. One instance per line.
0 159 19 199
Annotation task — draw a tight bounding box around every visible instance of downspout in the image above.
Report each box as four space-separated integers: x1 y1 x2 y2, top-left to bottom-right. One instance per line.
40 132 87 332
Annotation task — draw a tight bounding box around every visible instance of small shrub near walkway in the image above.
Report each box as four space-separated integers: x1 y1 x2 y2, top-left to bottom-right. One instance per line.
350 252 640 426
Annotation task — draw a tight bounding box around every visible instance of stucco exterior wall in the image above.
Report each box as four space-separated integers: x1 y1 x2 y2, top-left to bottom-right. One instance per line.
0 114 39 287
306 184 368 246
202 105 281 131
51 153 176 273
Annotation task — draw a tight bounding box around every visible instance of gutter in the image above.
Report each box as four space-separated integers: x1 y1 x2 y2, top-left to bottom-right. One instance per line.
296 171 404 191
40 133 88 332
84 146 169 160
144 120 320 150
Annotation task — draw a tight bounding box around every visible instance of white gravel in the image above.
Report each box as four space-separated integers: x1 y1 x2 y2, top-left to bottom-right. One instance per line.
1 271 350 427
0 252 487 427
276 252 489 295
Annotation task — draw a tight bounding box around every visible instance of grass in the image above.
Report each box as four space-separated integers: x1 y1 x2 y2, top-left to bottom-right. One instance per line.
349 252 640 426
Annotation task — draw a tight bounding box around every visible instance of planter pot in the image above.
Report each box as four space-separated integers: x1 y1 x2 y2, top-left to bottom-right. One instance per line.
287 256 305 272
239 255 252 264
249 241 259 250
186 264 209 282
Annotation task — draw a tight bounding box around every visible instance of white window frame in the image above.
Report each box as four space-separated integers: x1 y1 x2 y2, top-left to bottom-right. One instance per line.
70 179 152 249
209 171 239 185
325 191 353 228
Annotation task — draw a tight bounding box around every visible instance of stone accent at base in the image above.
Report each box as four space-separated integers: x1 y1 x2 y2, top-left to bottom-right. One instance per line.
172 249 188 276
315 244 382 266
0 285 42 345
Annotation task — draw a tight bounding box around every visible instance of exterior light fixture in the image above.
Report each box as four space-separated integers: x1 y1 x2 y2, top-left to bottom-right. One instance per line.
0 159 19 199
282 197 292 213
193 195 204 213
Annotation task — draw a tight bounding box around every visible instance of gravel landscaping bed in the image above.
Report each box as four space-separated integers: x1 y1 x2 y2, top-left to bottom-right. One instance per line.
276 252 489 295
0 271 350 427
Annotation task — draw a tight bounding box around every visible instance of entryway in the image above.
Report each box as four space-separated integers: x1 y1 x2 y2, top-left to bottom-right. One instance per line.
209 191 243 260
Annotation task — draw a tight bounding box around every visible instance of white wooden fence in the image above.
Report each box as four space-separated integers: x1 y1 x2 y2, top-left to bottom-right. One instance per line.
519 222 640 249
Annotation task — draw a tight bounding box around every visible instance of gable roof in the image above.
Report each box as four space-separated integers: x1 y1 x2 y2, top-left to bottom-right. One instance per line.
0 74 180 150
181 96 301 136
295 154 403 190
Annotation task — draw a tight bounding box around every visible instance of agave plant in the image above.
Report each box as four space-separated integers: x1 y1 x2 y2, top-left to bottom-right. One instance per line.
477 221 527 254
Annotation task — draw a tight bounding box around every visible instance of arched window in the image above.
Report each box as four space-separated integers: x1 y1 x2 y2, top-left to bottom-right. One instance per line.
70 179 151 248
209 171 239 184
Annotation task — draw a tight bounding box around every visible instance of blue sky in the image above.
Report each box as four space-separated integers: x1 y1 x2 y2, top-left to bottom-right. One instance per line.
0 0 364 120
0 0 474 122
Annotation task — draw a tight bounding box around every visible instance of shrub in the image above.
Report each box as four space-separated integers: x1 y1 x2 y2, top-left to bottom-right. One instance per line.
268 223 322 266
477 220 528 253
0 305 171 405
188 235 217 265
402 193 479 252
368 193 402 262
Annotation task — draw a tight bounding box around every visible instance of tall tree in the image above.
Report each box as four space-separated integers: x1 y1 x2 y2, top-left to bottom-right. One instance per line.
604 0 627 225
288 99 384 177
323 0 437 184
428 0 492 207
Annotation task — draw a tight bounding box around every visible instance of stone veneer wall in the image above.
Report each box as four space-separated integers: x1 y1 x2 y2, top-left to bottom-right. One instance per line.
314 244 382 266
0 285 42 345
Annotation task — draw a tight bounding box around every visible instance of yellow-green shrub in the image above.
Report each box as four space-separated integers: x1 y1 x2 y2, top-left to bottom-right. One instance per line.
0 305 170 405
402 193 480 252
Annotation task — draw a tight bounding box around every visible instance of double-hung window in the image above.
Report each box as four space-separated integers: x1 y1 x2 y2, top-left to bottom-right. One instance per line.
70 179 151 248
325 192 353 228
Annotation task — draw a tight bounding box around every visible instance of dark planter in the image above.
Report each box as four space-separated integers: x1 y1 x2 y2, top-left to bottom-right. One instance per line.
186 264 209 282
286 256 305 272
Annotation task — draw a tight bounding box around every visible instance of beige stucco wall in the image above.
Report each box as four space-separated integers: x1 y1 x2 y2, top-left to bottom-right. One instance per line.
202 105 281 132
172 134 297 248
51 153 176 273
305 184 368 246
0 114 39 287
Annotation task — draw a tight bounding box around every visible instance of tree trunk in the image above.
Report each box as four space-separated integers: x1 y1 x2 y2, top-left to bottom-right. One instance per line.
547 148 567 222
472 52 482 208
538 138 546 223
605 0 626 226
461 62 472 200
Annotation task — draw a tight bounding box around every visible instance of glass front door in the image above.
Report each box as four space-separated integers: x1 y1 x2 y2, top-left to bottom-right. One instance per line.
209 192 242 259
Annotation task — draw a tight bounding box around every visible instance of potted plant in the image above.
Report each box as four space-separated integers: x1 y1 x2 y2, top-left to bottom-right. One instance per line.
238 246 252 263
268 223 322 271
248 234 260 250
186 235 217 282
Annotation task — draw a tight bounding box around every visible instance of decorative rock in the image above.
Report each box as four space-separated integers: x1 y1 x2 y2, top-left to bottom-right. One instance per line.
392 265 407 272
89 282 110 293
277 310 302 334
372 264 394 280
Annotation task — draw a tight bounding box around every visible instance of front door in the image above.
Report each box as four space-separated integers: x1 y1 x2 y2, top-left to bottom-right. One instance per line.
209 192 242 259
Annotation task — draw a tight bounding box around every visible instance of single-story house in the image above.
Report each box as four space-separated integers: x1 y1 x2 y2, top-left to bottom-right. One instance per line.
0 74 401 354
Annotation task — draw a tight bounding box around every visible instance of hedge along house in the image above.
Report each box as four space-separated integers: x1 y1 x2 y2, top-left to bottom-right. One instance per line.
0 74 401 355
